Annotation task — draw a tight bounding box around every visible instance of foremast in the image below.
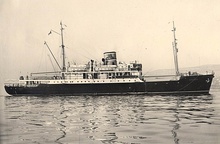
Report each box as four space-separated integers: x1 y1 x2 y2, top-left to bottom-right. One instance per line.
60 22 66 72
172 21 180 76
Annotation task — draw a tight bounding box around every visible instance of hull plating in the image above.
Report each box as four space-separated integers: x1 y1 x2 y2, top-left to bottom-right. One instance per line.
5 75 214 96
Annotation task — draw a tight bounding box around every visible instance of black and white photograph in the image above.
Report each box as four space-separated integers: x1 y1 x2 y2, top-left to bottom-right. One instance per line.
0 0 220 143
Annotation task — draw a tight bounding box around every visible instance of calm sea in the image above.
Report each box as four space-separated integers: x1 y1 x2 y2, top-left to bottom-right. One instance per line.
0 89 220 144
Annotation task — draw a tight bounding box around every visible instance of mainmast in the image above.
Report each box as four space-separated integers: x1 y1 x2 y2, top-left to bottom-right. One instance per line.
172 21 180 76
60 22 66 72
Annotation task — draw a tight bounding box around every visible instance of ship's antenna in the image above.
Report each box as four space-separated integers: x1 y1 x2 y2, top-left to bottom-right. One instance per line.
172 21 180 76
60 21 66 72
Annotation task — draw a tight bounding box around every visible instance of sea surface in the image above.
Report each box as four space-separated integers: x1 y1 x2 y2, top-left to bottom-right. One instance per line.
0 89 220 144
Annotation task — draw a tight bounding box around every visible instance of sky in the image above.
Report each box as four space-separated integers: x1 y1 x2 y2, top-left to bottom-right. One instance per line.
0 0 220 93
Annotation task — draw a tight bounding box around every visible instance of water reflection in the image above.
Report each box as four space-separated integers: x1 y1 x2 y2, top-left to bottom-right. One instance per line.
170 95 214 144
171 97 180 144
55 98 67 144
2 94 219 144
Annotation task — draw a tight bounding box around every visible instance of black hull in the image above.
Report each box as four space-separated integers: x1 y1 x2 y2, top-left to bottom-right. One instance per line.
145 74 214 94
5 74 214 96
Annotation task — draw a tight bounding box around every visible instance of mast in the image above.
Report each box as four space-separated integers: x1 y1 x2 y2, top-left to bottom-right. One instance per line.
172 21 180 76
60 21 66 72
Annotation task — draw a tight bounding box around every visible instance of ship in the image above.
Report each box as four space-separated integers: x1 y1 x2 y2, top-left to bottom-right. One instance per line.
4 22 214 96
